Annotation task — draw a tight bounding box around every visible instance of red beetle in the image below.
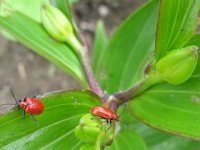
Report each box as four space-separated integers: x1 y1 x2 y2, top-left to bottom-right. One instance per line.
90 106 119 124
18 97 44 115
3 89 45 117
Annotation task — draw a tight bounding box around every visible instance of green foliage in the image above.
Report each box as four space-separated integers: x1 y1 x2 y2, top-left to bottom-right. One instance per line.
0 12 87 87
0 0 86 85
155 0 200 60
92 20 108 72
1 0 200 149
106 130 147 150
0 0 48 22
0 0 48 41
94 0 158 93
130 73 200 139
185 34 200 48
92 0 200 149
135 122 200 150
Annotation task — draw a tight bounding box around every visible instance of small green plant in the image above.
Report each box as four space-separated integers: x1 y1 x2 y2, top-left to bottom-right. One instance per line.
0 0 200 149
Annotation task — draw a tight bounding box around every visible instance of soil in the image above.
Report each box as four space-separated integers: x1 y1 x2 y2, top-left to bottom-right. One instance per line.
0 0 146 108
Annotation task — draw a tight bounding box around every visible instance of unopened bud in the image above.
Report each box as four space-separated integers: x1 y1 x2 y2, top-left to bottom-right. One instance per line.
80 144 95 150
156 46 198 84
74 114 102 143
41 3 80 46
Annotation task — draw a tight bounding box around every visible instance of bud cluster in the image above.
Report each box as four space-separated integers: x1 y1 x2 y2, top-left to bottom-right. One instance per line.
74 114 115 150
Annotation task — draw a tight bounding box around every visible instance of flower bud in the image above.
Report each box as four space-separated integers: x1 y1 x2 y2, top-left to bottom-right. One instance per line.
74 114 102 143
41 3 74 42
80 144 95 150
156 46 198 84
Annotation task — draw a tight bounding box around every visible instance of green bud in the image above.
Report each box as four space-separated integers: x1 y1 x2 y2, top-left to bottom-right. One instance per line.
97 125 114 146
41 4 76 42
80 144 95 150
156 46 198 84
41 3 83 52
74 114 102 143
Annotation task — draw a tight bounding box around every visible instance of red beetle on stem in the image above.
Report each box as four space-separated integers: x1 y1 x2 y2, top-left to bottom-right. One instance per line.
90 104 127 129
91 106 118 122
90 106 119 126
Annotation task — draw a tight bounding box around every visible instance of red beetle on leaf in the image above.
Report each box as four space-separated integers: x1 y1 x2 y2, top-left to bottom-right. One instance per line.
0 89 44 118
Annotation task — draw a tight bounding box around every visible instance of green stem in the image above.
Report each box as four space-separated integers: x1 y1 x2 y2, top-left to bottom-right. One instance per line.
113 71 163 105
69 34 105 97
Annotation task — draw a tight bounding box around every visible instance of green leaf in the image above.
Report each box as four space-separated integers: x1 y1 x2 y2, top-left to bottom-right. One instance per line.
68 0 79 5
91 0 200 146
106 130 147 150
0 90 100 148
0 0 48 22
94 0 158 93
129 13 200 139
185 34 200 48
155 0 200 60
0 0 48 40
135 122 200 150
0 12 88 86
129 72 200 139
121 109 200 150
137 123 199 149
92 20 108 72
184 34 200 76
148 136 200 150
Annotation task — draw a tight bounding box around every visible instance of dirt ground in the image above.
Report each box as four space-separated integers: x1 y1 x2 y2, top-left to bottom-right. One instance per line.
0 0 146 108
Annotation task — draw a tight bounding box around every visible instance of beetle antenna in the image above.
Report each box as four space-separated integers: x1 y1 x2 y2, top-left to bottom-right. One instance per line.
10 88 18 103
117 119 128 126
0 104 16 107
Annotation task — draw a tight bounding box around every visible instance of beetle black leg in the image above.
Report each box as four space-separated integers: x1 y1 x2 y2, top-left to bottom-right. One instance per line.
101 119 107 125
107 124 112 131
91 117 97 120
22 110 26 118
30 114 38 122
100 119 107 130
102 119 107 124
91 117 106 122
91 117 102 122
24 97 27 101
17 106 21 110
30 114 40 125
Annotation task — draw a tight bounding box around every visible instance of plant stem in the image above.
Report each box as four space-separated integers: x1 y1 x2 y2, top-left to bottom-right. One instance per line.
112 72 163 105
70 34 105 98
113 79 146 104
102 95 119 112
81 50 105 97
102 79 146 112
